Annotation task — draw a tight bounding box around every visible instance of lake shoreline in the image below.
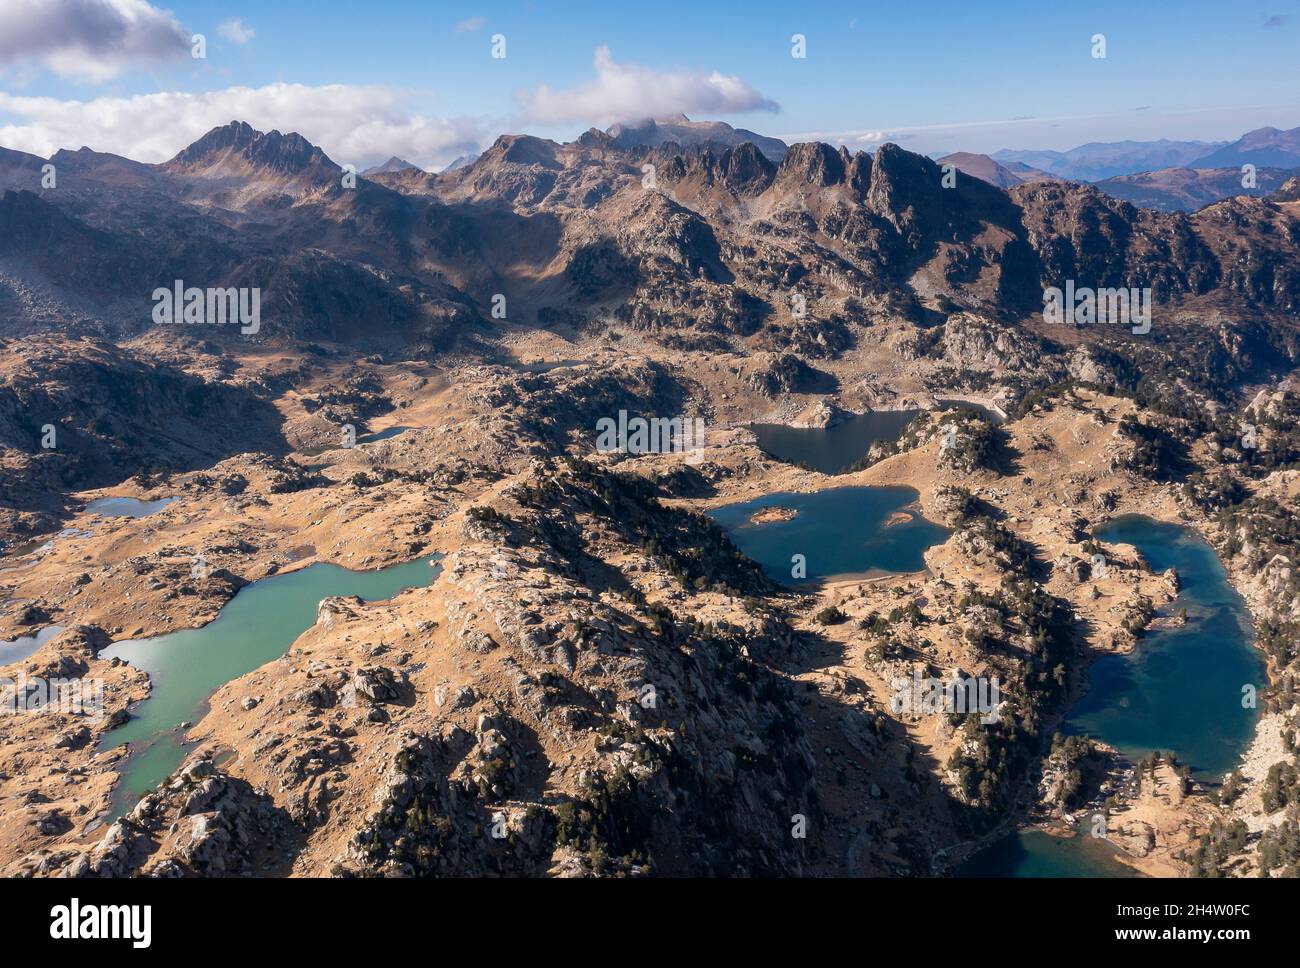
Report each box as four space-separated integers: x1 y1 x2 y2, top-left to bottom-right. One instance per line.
99 553 442 819
691 387 1283 879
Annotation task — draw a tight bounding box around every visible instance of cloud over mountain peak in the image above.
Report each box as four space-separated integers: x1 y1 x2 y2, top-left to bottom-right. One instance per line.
516 46 779 127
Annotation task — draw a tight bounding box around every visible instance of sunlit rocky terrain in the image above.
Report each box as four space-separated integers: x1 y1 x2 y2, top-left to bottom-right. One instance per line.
1 119 1299 877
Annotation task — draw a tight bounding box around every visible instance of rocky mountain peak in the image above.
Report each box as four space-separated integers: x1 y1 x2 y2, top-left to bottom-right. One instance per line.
721 142 777 193
362 156 421 176
480 134 563 170
864 142 944 220
165 121 338 177
0 147 47 189
776 142 847 188
845 148 872 195
606 116 787 161
166 121 257 165
573 128 616 151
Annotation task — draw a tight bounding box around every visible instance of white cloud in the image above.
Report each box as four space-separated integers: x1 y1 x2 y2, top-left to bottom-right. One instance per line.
455 16 485 33
848 130 887 147
516 46 778 127
0 83 488 170
217 18 255 45
0 0 190 82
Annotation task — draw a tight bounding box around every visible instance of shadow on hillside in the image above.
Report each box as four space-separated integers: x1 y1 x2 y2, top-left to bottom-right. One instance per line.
0 335 290 547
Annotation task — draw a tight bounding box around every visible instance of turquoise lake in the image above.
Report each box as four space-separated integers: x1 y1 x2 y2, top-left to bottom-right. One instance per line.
100 555 441 816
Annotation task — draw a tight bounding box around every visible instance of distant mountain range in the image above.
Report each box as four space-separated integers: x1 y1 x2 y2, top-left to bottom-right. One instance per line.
991 139 1225 181
339 122 1300 198
2 118 1296 350
565 120 1300 215
938 150 1294 213
935 128 1300 212
583 122 1300 187
991 127 1300 181
364 154 475 177
1093 165 1293 212
935 152 1061 188
602 115 788 161
346 121 1300 214
1190 126 1300 169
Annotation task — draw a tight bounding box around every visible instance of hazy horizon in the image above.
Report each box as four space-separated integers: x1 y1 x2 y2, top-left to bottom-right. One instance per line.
2 0 1299 169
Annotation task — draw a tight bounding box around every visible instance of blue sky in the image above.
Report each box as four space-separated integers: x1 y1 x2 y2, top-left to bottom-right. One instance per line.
2 0 1298 167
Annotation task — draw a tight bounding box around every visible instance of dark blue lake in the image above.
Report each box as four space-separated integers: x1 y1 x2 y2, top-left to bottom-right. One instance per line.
749 403 1003 475
956 830 1138 878
1067 515 1263 777
709 486 949 584
748 412 918 475
961 515 1262 877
